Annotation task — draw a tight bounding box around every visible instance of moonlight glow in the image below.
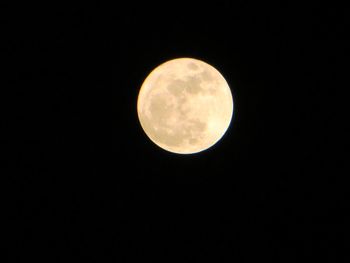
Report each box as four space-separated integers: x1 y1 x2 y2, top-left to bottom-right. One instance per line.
137 58 234 154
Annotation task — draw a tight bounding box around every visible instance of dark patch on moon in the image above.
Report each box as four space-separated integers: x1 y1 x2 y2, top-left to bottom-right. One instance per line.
188 138 198 145
187 62 199 70
185 76 203 94
167 79 186 96
167 76 203 95
188 118 207 133
201 70 214 82
148 95 174 124
142 108 207 149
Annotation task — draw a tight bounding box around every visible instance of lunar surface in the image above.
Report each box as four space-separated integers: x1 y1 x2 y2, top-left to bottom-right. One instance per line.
137 57 234 154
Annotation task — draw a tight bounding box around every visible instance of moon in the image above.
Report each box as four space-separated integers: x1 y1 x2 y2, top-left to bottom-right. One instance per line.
137 57 234 154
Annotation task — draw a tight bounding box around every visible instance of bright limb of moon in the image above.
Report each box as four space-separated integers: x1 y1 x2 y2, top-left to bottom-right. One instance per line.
137 57 234 154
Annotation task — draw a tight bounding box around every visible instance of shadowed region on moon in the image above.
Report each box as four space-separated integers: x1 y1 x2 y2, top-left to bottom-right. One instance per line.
137 58 233 154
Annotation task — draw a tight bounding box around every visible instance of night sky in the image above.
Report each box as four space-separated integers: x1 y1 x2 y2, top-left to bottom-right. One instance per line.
4 2 346 262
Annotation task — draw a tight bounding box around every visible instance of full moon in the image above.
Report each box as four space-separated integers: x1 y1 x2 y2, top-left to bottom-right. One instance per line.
137 58 234 154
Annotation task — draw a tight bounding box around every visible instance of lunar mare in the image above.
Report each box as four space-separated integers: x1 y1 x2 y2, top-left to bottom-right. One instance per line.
137 58 234 154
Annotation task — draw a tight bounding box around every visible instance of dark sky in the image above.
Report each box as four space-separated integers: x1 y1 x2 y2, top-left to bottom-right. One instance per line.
3 2 346 262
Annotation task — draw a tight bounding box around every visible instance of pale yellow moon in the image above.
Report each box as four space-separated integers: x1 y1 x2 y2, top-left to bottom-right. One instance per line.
137 57 234 154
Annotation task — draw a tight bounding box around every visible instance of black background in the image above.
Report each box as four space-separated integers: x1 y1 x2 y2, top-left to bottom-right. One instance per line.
3 2 347 262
